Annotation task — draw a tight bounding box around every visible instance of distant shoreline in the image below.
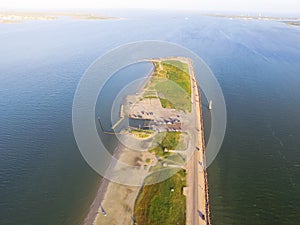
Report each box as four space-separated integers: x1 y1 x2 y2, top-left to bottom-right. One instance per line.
284 21 300 26
203 13 300 21
0 11 119 24
203 13 300 27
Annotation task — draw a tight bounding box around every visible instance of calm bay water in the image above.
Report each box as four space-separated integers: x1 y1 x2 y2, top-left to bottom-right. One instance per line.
0 11 300 225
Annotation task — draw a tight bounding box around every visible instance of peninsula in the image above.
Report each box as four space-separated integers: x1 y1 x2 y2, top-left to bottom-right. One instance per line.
86 57 210 225
204 13 300 22
0 11 117 23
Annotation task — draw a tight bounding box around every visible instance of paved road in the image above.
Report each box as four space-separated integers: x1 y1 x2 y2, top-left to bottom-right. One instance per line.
185 58 207 225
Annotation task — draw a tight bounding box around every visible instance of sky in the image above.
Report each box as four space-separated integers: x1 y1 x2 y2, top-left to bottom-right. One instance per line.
0 0 299 13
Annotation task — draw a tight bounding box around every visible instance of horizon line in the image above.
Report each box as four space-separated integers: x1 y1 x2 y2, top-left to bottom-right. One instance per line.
0 8 300 15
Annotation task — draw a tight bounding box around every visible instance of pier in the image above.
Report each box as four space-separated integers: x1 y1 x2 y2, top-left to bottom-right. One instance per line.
111 104 125 130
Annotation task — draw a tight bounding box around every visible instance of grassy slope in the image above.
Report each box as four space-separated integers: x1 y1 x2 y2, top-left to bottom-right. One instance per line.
149 60 191 112
134 169 186 225
162 60 191 97
163 60 189 74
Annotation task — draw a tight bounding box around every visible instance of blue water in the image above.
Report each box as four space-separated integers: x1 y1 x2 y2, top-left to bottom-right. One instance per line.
1 11 300 225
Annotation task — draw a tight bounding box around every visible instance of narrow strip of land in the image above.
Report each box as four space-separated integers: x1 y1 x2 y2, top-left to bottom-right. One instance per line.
185 58 209 225
85 57 210 225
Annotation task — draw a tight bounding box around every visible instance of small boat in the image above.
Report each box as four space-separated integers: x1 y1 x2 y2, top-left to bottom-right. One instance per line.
209 100 213 110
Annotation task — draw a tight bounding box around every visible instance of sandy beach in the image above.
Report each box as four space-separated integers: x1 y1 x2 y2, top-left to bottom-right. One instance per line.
84 137 157 225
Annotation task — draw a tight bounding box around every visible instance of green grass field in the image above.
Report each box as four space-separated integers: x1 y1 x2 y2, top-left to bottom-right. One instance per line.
147 60 191 112
159 97 175 109
150 132 181 157
161 61 191 96
134 169 186 225
163 60 189 74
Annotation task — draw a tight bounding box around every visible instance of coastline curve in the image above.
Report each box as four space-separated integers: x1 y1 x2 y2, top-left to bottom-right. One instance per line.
72 40 227 186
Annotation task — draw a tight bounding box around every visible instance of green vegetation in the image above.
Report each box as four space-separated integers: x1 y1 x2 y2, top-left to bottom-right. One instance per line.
144 96 158 99
176 133 189 150
150 132 181 157
161 62 191 97
159 98 175 109
134 169 186 225
165 153 185 165
132 60 192 224
145 60 191 112
131 129 154 139
163 60 189 74
161 132 181 150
